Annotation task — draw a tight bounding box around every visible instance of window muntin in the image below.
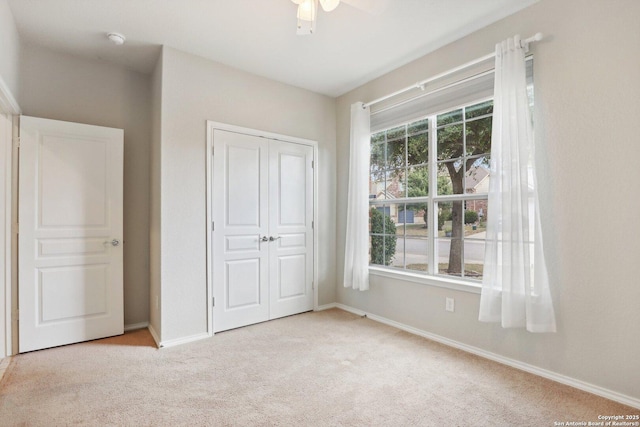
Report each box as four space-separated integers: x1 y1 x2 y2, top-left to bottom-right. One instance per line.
369 100 492 282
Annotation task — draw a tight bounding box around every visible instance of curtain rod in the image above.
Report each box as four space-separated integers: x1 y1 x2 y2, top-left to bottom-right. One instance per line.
363 32 543 109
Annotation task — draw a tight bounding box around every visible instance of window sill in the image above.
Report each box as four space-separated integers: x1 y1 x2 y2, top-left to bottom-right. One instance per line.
369 266 482 294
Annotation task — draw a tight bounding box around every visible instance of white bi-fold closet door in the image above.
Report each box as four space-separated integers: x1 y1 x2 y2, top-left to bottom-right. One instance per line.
211 128 315 333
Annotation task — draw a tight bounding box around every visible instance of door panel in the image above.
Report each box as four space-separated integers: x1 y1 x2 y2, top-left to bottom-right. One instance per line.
39 264 108 321
278 254 306 298
278 152 307 226
268 141 314 320
226 145 262 227
19 116 123 353
39 137 108 227
212 130 269 332
226 259 261 308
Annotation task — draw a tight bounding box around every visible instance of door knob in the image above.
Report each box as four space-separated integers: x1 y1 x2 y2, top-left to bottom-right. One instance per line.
260 236 269 242
269 236 281 241
110 239 120 247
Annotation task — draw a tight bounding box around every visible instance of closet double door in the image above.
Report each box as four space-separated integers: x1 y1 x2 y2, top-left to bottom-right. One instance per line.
212 129 314 333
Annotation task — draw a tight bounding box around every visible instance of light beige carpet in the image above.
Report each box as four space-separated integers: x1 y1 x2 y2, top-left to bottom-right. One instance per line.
0 309 636 426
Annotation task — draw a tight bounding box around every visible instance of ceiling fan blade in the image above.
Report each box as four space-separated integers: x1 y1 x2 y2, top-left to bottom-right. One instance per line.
341 0 390 15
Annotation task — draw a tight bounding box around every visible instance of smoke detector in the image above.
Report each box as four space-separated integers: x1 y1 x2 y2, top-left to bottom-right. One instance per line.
107 32 126 46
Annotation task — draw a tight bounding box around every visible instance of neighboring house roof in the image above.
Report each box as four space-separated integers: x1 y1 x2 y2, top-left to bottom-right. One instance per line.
465 165 490 192
374 190 397 200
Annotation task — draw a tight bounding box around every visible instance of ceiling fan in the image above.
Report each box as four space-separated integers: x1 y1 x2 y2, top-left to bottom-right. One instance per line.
291 0 389 35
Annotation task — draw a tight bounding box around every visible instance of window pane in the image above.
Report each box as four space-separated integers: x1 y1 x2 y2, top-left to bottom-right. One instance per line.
464 239 484 280
386 125 405 140
385 169 406 198
370 235 391 266
450 200 464 238
437 109 463 127
404 203 429 237
466 116 492 155
437 238 450 274
407 132 428 166
372 171 404 200
369 206 398 266
369 205 386 234
437 162 462 195
396 203 409 232
386 203 404 236
385 137 405 170
405 238 428 272
407 165 428 198
384 206 396 234
371 131 385 144
437 123 463 160
369 235 376 265
439 201 464 236
369 171 384 201
370 203 401 234
465 100 493 119
370 142 385 175
437 201 452 236
464 158 490 194
408 118 428 135
464 201 487 237
391 238 405 269
437 238 463 277
371 176 388 201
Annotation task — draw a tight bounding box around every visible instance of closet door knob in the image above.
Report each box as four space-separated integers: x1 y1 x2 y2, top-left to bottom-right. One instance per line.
269 236 281 241
261 236 269 242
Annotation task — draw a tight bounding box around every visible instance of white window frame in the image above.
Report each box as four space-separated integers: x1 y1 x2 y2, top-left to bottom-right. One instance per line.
368 96 495 294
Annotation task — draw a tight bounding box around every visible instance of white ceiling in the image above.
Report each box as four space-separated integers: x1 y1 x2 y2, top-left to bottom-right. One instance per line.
7 0 537 97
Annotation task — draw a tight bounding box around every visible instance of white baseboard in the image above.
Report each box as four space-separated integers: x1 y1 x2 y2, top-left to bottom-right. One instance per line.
333 303 640 410
157 332 211 349
124 322 149 332
315 303 338 311
147 324 161 349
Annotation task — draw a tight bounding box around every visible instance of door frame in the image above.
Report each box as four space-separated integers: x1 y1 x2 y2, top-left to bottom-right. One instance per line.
0 74 21 358
205 121 318 336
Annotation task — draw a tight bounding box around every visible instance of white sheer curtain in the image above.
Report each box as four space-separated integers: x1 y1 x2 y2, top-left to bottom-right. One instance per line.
343 102 371 291
479 36 557 332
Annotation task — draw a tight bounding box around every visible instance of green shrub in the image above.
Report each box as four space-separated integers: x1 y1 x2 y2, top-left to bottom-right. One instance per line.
464 210 479 224
370 208 397 266
438 208 451 230
438 211 446 230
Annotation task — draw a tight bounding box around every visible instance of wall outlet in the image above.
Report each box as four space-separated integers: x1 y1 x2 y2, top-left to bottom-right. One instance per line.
445 297 455 312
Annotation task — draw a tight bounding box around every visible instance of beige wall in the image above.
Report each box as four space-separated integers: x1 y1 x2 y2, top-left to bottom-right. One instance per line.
336 0 640 402
19 43 152 327
155 47 337 342
0 0 20 101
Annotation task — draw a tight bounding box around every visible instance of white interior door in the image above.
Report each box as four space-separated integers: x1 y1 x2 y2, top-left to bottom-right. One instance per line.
212 129 314 333
212 130 269 332
268 141 314 320
18 116 124 353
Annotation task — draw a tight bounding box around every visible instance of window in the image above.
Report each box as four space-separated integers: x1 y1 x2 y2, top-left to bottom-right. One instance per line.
369 99 493 283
